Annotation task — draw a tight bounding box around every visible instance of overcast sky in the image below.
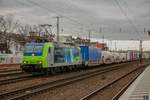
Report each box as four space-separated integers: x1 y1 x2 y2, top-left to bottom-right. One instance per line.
0 0 150 40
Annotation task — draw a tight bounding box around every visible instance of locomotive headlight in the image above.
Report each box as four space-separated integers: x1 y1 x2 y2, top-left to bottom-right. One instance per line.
32 53 35 56
23 61 27 64
37 61 42 64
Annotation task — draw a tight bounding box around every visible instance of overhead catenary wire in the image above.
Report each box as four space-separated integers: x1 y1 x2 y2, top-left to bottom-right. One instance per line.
113 0 143 62
16 1 107 36
113 0 143 39
121 0 146 39
17 0 88 31
16 0 144 40
18 0 85 35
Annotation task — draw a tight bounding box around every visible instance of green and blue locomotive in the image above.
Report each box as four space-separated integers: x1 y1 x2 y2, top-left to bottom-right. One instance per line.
21 42 81 74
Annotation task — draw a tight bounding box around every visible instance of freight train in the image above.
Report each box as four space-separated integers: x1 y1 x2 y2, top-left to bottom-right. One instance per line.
21 42 141 74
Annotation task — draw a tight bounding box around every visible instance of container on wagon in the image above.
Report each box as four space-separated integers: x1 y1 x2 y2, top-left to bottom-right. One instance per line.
80 46 102 66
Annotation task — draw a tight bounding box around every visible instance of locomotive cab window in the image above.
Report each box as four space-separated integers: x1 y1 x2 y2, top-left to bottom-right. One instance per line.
24 43 44 56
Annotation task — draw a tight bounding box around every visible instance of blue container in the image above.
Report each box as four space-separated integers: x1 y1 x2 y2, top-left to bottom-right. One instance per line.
80 46 89 61
80 46 101 62
89 47 101 61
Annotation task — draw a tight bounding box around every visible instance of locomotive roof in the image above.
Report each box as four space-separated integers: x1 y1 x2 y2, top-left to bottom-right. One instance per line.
26 42 44 45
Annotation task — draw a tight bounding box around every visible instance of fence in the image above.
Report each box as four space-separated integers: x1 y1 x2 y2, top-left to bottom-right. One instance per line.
0 54 22 64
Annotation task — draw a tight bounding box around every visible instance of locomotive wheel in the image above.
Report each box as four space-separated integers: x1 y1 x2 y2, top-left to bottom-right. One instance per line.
56 67 61 73
45 69 49 76
60 66 65 72
72 65 76 70
50 68 56 74
68 66 73 70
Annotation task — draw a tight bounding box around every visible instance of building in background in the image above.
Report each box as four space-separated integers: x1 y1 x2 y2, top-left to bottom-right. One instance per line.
91 42 108 50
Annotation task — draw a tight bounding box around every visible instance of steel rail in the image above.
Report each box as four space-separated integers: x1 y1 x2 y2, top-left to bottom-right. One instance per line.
111 68 143 100
0 69 21 73
0 74 33 85
80 65 147 100
0 63 131 100
0 71 23 77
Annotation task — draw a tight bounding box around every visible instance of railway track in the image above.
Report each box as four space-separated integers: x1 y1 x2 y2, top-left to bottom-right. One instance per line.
0 64 20 72
80 65 146 100
0 69 21 73
0 74 33 85
0 62 137 100
111 68 146 100
0 71 23 78
111 76 139 100
0 62 134 86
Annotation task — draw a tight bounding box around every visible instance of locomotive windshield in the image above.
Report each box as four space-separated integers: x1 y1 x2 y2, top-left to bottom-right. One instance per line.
24 43 44 56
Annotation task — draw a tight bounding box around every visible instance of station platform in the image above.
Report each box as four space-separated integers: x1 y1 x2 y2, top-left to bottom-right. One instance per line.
119 65 150 100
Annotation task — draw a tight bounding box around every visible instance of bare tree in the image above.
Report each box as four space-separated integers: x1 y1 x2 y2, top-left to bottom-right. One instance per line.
5 14 20 33
0 15 7 32
0 14 20 33
0 15 25 53
18 24 31 35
